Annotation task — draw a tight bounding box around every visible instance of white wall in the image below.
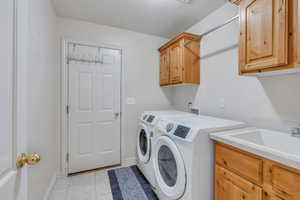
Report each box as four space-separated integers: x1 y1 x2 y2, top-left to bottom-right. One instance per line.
173 3 300 131
57 18 173 165
27 0 60 199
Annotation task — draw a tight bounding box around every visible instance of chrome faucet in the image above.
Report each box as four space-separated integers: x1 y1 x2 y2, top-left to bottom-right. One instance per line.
291 126 300 137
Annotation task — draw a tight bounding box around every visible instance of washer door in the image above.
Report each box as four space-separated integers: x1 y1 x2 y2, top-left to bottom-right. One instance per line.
154 136 186 199
137 123 151 163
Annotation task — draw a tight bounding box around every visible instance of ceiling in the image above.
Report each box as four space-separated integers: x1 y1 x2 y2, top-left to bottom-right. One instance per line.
52 0 227 38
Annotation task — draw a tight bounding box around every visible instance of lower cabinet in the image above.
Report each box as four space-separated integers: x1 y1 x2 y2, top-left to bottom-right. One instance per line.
214 142 300 200
215 165 262 200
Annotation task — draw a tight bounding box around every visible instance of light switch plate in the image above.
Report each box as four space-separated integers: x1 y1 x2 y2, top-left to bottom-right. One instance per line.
126 97 136 105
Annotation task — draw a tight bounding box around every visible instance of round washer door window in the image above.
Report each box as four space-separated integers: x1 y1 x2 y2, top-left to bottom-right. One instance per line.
137 123 151 163
158 145 177 187
154 136 186 199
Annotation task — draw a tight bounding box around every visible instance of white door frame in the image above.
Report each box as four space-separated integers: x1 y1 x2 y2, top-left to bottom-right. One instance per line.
60 39 125 176
1 0 28 199
15 0 29 198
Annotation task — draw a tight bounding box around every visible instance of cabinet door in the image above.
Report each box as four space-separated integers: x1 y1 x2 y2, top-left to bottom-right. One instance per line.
160 49 170 86
215 165 262 200
264 160 300 200
169 42 183 84
239 0 288 72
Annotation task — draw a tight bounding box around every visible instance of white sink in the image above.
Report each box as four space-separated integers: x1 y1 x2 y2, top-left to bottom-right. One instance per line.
231 129 300 156
210 128 300 170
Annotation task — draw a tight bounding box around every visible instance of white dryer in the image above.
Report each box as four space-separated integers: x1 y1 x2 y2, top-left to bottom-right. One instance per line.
152 115 246 200
137 110 195 187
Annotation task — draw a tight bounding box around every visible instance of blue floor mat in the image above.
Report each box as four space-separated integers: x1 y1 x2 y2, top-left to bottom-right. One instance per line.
108 165 158 200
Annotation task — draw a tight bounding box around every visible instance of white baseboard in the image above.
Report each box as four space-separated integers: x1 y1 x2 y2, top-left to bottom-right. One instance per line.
122 157 137 167
43 173 57 200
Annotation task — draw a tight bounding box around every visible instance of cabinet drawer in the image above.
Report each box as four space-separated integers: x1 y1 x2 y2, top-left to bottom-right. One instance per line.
271 166 300 199
215 165 262 200
216 144 263 185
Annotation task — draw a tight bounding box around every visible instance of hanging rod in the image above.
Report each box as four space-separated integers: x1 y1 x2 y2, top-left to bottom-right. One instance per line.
67 57 103 64
184 15 239 47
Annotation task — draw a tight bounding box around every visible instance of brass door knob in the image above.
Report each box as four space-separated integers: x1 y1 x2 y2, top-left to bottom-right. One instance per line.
16 153 41 168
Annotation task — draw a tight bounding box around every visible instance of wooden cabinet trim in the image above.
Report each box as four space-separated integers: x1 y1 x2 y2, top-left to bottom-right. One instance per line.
158 32 199 52
289 0 300 67
229 0 242 5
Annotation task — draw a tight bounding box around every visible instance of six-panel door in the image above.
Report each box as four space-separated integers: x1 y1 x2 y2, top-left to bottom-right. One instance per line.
68 46 121 174
239 0 288 73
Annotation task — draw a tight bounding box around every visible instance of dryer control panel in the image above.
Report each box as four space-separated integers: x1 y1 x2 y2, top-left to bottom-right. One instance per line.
174 125 191 139
157 119 196 142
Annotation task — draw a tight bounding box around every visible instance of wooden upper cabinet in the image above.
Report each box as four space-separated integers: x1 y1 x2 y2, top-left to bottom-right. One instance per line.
169 41 183 84
158 32 200 86
239 0 289 73
235 0 300 75
160 49 170 86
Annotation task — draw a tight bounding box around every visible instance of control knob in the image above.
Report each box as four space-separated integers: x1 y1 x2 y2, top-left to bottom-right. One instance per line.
166 123 174 132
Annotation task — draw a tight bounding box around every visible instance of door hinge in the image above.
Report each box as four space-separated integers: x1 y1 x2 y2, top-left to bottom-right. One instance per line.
66 153 69 162
66 105 69 115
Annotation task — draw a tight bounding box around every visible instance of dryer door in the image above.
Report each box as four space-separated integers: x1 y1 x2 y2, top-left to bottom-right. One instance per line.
137 123 151 163
153 136 186 200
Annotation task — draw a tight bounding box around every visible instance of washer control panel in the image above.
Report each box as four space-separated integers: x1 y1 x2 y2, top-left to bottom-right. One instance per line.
147 115 155 123
142 114 157 125
142 114 148 120
157 119 195 141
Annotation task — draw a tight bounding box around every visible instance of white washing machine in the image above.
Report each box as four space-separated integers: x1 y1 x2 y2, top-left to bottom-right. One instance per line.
152 115 246 200
137 110 195 187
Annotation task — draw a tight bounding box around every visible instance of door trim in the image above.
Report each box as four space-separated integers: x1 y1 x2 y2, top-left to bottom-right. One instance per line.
60 39 124 176
1 0 28 199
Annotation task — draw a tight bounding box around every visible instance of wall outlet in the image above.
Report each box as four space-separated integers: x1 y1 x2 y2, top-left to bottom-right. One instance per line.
219 98 225 109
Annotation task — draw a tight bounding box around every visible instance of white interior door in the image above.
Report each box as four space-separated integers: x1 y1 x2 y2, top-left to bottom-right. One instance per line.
0 0 24 199
68 44 121 173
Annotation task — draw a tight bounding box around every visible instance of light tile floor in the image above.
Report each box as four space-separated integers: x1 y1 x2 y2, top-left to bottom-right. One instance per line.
49 169 113 200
